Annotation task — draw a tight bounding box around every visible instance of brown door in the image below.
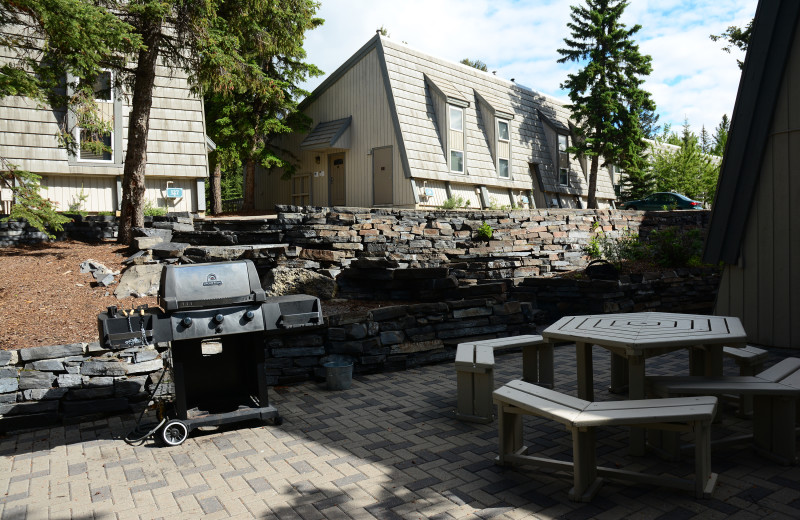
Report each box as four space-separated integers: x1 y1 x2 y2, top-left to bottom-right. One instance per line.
372 146 393 205
329 154 346 206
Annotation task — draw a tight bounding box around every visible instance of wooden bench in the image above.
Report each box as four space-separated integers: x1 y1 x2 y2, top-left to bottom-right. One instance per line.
648 357 800 465
723 345 769 415
493 380 718 502
454 344 495 423
458 335 552 387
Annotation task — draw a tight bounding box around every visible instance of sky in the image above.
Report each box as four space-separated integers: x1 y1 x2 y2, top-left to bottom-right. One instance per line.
300 0 757 138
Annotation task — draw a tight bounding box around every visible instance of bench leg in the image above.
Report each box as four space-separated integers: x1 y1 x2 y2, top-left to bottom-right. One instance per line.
456 370 474 418
570 426 602 502
754 395 797 465
694 419 716 498
735 361 763 416
496 404 524 465
609 353 628 394
473 369 495 422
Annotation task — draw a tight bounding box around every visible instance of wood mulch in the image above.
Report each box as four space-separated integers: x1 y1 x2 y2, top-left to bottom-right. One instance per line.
0 240 393 350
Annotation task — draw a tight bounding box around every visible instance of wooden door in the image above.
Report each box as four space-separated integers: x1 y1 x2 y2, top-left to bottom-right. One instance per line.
328 154 346 206
372 146 393 205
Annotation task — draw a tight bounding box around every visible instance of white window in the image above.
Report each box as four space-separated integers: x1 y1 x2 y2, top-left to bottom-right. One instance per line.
449 106 463 131
450 150 464 173
498 120 509 141
75 128 113 162
558 134 569 186
498 158 509 178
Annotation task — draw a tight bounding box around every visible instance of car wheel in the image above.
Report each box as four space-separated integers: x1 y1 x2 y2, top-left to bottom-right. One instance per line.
627 205 637 211
159 419 189 446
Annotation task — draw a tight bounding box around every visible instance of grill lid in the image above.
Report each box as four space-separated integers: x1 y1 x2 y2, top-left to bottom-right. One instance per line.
159 260 266 311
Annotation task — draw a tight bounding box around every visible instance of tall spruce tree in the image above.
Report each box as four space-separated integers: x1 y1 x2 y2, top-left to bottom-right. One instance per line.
557 0 655 208
712 114 730 157
204 0 322 213
650 121 719 204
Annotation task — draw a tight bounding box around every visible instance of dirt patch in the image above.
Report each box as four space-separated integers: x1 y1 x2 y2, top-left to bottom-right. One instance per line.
0 241 401 350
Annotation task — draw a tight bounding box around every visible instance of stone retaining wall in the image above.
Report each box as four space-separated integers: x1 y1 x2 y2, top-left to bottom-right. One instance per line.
0 297 538 432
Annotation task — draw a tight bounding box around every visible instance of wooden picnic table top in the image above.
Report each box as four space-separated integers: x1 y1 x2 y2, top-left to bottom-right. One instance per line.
542 312 748 354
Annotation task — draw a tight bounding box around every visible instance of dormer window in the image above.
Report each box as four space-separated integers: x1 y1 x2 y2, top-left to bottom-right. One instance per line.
449 106 463 131
498 120 509 141
558 134 569 186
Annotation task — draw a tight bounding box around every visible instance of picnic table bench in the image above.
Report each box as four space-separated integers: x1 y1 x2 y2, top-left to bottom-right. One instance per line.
493 380 718 502
648 357 800 465
454 335 550 423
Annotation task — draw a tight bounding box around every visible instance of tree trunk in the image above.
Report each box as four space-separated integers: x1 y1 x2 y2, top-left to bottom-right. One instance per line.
209 154 222 215
587 154 599 209
118 20 161 245
242 158 255 211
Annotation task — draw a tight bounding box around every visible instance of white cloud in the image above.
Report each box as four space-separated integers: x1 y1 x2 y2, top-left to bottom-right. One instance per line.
301 0 757 136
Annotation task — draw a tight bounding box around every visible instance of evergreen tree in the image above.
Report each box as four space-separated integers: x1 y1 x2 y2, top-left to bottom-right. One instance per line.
460 58 488 72
618 147 655 201
710 20 752 70
699 125 710 154
557 0 655 208
204 0 322 213
711 114 730 157
650 121 719 205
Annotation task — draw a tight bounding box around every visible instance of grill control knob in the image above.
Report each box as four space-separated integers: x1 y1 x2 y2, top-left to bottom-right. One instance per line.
244 310 255 321
182 317 192 327
214 313 225 324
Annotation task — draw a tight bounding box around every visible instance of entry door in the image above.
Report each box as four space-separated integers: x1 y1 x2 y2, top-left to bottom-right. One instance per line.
328 154 346 206
372 146 393 205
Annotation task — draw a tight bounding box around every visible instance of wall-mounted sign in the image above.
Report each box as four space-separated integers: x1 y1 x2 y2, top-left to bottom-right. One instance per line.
424 188 434 197
166 187 184 198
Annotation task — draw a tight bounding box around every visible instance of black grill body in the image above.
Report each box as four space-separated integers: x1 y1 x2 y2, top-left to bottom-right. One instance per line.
97 259 322 444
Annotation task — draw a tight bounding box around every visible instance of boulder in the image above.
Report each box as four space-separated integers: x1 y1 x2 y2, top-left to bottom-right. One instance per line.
114 264 164 298
261 267 336 300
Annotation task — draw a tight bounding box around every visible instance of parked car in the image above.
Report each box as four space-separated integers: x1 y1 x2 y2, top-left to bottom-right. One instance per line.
618 192 704 210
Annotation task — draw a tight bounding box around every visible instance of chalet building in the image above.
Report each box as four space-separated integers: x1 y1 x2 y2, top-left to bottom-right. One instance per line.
257 34 617 210
1 40 210 215
704 0 800 349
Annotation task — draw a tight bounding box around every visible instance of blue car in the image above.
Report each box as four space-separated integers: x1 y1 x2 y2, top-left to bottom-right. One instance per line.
619 192 704 210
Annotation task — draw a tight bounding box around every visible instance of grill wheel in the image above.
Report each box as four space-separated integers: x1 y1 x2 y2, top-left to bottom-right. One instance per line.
159 419 189 446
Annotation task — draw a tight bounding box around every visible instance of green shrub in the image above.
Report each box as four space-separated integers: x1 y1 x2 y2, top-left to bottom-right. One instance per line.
647 227 704 267
441 196 465 209
583 235 602 259
144 199 167 217
68 187 89 217
476 221 493 241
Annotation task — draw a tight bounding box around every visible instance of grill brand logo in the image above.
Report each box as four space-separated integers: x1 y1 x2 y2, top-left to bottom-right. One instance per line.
203 273 223 287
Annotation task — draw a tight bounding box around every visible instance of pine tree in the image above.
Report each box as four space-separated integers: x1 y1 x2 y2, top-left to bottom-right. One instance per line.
699 126 710 154
712 114 730 157
650 121 719 204
204 0 323 213
557 0 655 208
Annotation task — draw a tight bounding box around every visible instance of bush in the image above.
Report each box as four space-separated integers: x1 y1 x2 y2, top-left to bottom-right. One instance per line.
476 221 493 241
144 200 167 217
647 227 704 267
441 196 465 209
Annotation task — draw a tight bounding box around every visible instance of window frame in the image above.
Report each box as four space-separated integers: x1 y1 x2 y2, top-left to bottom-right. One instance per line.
89 70 113 103
74 127 114 163
557 133 570 186
450 149 464 173
497 119 509 142
498 158 509 179
449 106 464 132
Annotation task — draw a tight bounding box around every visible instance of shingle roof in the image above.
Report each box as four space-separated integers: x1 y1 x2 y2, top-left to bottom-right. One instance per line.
300 117 352 151
378 37 617 199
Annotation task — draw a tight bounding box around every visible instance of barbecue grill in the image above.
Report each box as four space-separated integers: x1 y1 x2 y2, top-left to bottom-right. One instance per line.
98 259 322 446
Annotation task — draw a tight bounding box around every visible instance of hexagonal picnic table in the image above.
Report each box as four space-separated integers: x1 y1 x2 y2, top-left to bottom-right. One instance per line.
542 312 748 455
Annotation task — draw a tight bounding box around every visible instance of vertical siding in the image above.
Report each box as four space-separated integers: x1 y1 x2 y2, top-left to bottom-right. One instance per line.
485 187 512 208
450 183 482 208
417 180 448 207
40 175 114 213
144 178 195 213
718 26 800 348
259 47 404 208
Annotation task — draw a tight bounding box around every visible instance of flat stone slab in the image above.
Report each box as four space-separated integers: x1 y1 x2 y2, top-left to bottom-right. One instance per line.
81 361 128 377
114 264 164 298
19 343 86 362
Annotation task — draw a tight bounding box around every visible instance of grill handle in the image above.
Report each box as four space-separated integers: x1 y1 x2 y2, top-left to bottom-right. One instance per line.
278 312 321 329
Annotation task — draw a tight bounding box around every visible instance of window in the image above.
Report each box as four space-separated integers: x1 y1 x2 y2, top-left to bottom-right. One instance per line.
450 150 464 173
498 120 509 141
75 128 113 162
80 70 113 101
498 158 509 178
558 134 569 186
449 106 463 131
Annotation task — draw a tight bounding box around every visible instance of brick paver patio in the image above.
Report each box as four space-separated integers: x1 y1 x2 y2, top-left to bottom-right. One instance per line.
2 345 799 519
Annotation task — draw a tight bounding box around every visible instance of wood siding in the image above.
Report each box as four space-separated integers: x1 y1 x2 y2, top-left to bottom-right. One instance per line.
715 24 800 349
40 175 115 213
256 47 406 209
1 34 208 213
